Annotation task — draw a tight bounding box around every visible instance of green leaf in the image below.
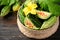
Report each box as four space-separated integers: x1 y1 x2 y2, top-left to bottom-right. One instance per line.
9 0 16 6
0 0 1 4
37 0 60 16
49 0 60 3
0 0 9 5
46 0 60 16
37 0 49 11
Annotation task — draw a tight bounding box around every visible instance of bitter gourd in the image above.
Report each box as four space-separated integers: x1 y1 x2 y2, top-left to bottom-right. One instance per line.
0 6 10 17
40 16 57 29
37 11 51 19
12 2 20 11
18 5 25 24
24 14 44 30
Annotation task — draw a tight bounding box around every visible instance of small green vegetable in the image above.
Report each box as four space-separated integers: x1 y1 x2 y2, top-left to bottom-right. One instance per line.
27 14 43 29
37 11 51 19
0 6 10 17
0 0 21 17
18 5 25 24
24 17 40 30
12 2 20 11
40 16 57 29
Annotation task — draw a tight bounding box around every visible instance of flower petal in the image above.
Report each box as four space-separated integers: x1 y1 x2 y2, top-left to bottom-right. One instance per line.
27 2 37 9
23 7 30 15
31 9 37 14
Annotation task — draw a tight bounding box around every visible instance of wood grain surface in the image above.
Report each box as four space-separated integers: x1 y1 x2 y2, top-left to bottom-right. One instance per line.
0 13 60 40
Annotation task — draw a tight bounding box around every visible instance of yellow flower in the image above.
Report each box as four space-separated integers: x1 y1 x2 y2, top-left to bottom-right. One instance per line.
27 2 37 9
23 2 37 16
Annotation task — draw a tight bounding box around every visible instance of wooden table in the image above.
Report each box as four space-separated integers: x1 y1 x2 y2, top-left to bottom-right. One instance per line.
0 13 60 40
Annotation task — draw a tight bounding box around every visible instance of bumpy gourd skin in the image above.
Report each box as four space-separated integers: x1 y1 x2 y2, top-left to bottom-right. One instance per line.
0 0 21 17
18 0 57 30
25 14 43 30
0 6 10 17
24 17 40 30
18 5 25 24
40 16 57 29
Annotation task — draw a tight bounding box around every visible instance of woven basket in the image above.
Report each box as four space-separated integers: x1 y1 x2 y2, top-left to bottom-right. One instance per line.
17 16 59 39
